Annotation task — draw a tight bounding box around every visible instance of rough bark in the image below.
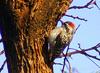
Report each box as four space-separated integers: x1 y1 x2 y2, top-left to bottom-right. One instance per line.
0 0 72 73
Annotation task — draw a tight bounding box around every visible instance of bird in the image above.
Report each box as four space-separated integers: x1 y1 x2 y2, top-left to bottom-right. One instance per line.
48 21 75 62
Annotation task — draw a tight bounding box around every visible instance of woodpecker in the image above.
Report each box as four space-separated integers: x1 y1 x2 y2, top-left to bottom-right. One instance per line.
48 21 75 62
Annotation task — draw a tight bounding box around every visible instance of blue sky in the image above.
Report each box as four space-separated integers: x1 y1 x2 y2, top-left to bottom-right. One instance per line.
0 0 100 73
54 0 100 73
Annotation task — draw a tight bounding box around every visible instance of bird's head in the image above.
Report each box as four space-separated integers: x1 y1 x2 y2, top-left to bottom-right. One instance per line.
62 21 75 31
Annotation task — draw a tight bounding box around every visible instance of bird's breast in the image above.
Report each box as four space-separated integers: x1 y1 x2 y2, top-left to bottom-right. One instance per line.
60 31 72 45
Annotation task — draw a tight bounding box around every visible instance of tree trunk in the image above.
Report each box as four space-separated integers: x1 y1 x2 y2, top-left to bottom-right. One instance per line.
0 0 72 73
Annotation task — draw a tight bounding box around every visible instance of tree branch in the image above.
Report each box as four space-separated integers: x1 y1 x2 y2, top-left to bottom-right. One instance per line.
0 59 6 72
62 56 66 73
74 24 80 34
82 52 100 60
65 14 87 21
53 62 63 65
78 43 100 68
64 43 100 60
87 56 100 68
92 0 100 10
69 0 94 9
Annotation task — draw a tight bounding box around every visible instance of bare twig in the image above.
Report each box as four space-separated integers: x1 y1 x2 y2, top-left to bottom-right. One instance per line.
61 43 100 70
64 43 100 58
66 58 72 73
0 50 4 55
61 32 100 72
83 52 100 61
62 52 72 73
78 43 100 68
86 56 100 68
95 48 100 55
69 0 94 9
65 14 87 21
92 0 100 10
0 59 6 72
62 57 66 73
74 24 80 34
53 62 63 65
